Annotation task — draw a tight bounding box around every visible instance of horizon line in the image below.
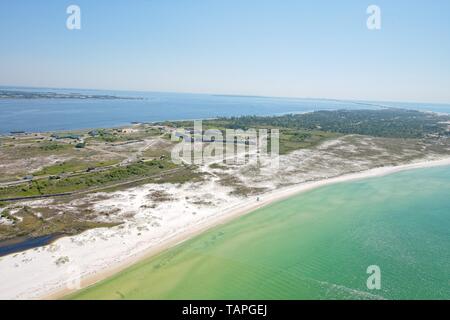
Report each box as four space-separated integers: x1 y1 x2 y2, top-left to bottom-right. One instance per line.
1 84 450 106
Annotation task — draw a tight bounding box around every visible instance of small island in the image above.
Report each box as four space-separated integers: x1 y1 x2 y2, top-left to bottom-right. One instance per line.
0 90 144 100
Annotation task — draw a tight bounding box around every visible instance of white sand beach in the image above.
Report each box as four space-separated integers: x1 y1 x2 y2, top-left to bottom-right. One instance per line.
0 157 449 300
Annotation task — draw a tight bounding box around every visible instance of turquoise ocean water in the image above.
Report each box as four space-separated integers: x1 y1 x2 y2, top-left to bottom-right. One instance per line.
72 165 450 300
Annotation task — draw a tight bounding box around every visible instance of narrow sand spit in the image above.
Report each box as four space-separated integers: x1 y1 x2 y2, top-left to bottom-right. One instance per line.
0 158 449 300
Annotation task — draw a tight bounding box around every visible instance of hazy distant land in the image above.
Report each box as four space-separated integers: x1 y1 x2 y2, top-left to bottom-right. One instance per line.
0 90 144 100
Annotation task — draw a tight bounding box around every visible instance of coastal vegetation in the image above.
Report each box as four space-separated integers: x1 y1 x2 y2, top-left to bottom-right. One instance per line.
0 159 178 199
159 109 449 154
0 204 118 242
202 109 449 139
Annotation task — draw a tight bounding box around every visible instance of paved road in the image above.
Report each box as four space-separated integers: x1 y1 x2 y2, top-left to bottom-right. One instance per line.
0 167 182 202
0 137 165 188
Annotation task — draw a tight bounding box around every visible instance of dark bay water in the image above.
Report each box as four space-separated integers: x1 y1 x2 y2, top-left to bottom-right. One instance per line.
1 87 449 134
0 234 62 257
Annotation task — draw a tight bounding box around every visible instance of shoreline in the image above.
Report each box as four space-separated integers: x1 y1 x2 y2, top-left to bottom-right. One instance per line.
44 157 450 300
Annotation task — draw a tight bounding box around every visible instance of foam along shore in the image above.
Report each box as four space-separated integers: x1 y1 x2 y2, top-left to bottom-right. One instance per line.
1 157 450 300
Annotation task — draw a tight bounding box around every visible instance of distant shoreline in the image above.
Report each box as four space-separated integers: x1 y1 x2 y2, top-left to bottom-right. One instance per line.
0 89 145 101
1 88 449 135
2 85 450 106
46 157 450 300
2 106 448 137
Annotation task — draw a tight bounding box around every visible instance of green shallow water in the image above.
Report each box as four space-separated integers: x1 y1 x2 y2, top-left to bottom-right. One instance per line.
71 166 450 300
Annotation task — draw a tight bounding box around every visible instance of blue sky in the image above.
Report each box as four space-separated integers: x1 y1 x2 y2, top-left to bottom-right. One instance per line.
1 0 449 103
